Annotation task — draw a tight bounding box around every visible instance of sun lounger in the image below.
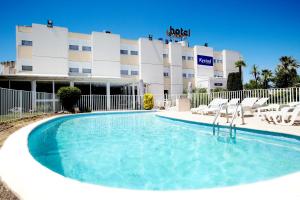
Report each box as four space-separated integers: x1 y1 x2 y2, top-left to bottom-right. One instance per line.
264 103 300 125
221 97 258 116
202 99 229 114
191 98 222 114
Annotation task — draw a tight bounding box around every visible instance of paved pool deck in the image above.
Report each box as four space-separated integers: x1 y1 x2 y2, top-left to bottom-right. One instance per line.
157 111 300 136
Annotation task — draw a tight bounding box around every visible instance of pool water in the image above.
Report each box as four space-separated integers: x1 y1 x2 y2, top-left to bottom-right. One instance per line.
28 112 300 190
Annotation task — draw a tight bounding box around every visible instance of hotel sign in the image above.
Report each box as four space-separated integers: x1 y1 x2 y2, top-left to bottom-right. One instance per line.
166 26 190 38
197 55 213 66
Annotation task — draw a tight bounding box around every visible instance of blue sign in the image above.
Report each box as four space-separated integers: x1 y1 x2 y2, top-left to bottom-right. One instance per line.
197 55 213 66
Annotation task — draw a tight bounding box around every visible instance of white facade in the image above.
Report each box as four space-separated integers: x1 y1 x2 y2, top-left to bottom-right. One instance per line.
12 23 242 95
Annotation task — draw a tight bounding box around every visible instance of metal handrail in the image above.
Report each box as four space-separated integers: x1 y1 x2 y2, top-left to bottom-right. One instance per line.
212 103 227 135
229 103 244 138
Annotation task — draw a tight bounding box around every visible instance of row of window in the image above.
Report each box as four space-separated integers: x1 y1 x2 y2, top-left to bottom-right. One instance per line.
120 69 139 76
69 68 92 74
163 72 194 78
163 54 194 61
182 56 194 61
69 45 92 52
120 49 139 55
214 59 223 64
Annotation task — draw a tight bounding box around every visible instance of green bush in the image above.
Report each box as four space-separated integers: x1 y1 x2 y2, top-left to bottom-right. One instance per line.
144 93 154 110
57 86 81 112
227 72 243 91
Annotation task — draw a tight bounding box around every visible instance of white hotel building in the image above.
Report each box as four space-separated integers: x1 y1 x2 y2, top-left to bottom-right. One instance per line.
0 22 242 97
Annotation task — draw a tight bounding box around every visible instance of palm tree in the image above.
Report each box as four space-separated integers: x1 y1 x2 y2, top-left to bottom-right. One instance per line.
235 60 246 90
261 69 273 89
235 60 246 77
251 64 260 88
274 56 300 88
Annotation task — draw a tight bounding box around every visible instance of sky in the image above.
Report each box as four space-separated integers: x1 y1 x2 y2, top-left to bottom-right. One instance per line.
0 0 299 82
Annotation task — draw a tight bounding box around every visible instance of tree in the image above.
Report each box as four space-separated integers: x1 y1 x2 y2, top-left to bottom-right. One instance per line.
227 72 243 91
244 80 262 90
234 60 246 89
57 86 81 112
261 69 273 89
251 64 260 88
273 56 299 88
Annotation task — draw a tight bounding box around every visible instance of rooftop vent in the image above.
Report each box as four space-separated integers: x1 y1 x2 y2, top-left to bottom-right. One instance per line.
47 19 53 28
148 34 153 41
158 38 163 41
104 30 111 34
165 39 169 44
204 43 208 47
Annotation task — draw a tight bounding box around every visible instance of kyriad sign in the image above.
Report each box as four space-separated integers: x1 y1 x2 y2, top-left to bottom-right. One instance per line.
197 55 213 66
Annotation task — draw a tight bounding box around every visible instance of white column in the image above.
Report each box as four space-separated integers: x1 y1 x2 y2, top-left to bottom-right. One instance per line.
52 81 55 112
106 82 110 110
132 83 135 110
31 80 36 111
70 81 74 87
89 82 93 111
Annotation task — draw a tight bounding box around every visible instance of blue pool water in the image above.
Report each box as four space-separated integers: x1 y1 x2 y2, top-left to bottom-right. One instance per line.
28 112 300 190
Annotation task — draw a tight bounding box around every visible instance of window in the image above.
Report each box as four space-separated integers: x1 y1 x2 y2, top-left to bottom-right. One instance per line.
69 68 79 73
182 56 186 60
82 68 91 73
21 40 32 46
22 65 32 71
188 74 194 78
130 50 138 55
163 53 168 58
163 72 169 77
120 49 128 55
69 45 79 51
82 46 92 51
187 56 194 61
131 70 139 75
182 73 187 78
213 59 216 63
120 70 128 75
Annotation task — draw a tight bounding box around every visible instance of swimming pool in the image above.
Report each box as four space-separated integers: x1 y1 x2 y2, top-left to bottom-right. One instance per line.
28 112 300 190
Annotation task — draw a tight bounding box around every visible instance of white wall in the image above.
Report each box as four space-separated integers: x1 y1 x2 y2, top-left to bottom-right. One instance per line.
139 38 164 95
222 50 241 78
31 24 68 75
169 42 183 95
92 32 120 77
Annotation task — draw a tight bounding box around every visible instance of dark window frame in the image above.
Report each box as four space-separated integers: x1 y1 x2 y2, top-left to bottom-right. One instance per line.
21 40 32 46
21 65 32 71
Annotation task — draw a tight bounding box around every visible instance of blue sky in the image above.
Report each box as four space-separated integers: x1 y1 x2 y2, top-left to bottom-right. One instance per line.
0 0 299 82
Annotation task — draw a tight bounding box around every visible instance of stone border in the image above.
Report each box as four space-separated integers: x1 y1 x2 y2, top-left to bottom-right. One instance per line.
0 111 300 200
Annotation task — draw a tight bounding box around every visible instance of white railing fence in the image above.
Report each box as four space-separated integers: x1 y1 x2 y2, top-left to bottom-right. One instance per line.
0 87 56 123
1 87 299 122
190 87 300 108
77 95 143 111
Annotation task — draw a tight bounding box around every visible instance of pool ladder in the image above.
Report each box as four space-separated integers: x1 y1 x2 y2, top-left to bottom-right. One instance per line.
212 104 242 141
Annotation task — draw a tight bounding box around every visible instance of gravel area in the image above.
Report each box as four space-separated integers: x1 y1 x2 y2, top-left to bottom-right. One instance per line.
0 114 58 200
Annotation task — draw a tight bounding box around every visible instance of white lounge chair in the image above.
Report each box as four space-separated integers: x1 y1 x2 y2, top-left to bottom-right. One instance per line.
257 103 280 118
202 99 229 114
191 98 222 114
221 97 258 116
264 103 300 125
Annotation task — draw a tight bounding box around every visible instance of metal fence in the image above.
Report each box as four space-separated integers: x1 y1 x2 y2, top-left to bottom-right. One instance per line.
1 87 299 123
77 95 143 111
0 87 57 123
190 87 300 108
